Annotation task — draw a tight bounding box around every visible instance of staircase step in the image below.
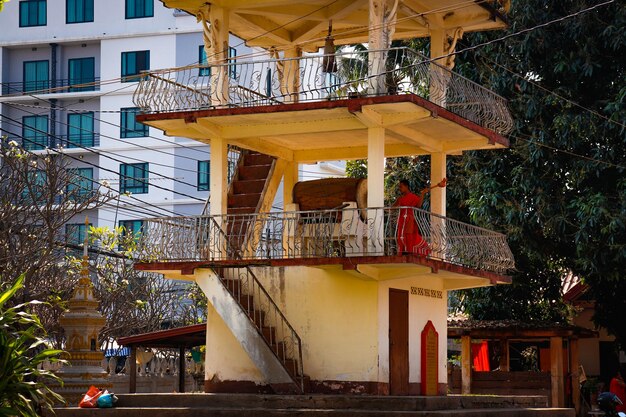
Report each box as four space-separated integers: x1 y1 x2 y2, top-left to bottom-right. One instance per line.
93 393 551 411
238 295 255 311
238 165 272 181
244 153 275 166
249 309 266 326
227 207 257 215
48 406 574 417
261 326 276 344
228 193 262 208
233 179 266 195
222 279 242 296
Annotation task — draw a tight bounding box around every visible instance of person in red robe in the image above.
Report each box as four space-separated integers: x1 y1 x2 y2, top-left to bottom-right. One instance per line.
610 370 626 412
393 178 447 255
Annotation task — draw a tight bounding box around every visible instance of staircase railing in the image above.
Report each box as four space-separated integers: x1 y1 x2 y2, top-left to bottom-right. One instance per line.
210 217 304 393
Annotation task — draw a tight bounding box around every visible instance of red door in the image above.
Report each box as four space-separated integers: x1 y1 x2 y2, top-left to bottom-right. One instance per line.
389 288 409 395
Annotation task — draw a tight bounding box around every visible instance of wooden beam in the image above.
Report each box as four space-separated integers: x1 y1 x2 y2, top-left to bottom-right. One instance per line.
228 137 294 161
461 335 472 394
361 105 431 127
570 338 580 414
550 336 565 408
291 0 367 43
235 13 292 44
499 339 509 372
293 143 427 163
389 124 443 153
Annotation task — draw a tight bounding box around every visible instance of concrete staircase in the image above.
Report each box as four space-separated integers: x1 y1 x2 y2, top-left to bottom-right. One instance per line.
49 393 575 417
227 151 275 216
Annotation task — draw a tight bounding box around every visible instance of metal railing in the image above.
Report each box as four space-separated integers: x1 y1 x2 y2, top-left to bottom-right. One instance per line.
133 47 513 135
1 77 101 95
137 206 515 274
209 215 304 392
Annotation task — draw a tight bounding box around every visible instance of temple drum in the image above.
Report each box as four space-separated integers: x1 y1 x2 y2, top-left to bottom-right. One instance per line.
292 178 368 212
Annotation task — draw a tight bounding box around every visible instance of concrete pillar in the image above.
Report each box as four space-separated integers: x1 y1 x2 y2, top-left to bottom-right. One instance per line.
207 5 230 106
283 160 298 209
368 0 396 95
210 136 228 217
461 335 472 394
430 152 446 217
550 336 565 408
282 47 301 103
429 26 446 107
368 127 385 254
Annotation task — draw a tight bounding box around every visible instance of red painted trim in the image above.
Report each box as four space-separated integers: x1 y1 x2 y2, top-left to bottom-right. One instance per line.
118 323 206 347
134 256 511 284
136 94 509 148
563 282 589 302
420 320 440 396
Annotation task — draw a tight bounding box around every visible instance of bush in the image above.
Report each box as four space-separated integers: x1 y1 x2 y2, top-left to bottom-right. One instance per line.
0 275 65 417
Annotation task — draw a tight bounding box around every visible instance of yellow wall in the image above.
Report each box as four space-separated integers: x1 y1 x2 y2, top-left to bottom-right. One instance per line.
204 298 266 383
254 266 380 382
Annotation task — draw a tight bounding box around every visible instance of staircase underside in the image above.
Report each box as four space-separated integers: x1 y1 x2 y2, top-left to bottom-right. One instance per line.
49 393 574 417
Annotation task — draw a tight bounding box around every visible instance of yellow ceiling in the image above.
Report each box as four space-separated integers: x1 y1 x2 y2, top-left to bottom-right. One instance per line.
162 0 510 51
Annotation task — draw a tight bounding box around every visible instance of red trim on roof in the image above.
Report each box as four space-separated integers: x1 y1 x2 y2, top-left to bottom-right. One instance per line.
135 255 511 285
118 323 206 347
136 94 509 148
563 282 590 302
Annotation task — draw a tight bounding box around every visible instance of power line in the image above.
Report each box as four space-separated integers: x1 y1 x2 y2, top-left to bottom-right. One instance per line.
1 115 206 201
5 103 210 173
0 131 187 217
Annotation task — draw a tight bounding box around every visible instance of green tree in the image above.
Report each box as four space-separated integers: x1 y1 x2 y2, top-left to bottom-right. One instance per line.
0 275 65 416
448 0 625 331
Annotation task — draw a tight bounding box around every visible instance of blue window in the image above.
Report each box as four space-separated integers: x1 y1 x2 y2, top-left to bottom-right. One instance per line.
68 57 95 91
198 161 209 191
23 60 49 92
120 107 148 138
120 163 148 194
118 219 144 248
66 0 93 23
121 51 150 83
228 46 237 79
22 115 48 150
19 0 46 27
67 112 95 147
125 0 153 19
198 45 211 77
67 167 93 201
65 222 91 245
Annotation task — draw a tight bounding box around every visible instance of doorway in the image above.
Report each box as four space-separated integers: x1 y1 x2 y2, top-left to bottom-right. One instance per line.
389 288 409 395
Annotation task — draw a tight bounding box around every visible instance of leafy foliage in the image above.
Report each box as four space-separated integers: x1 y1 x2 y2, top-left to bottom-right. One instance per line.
448 0 626 330
0 275 65 417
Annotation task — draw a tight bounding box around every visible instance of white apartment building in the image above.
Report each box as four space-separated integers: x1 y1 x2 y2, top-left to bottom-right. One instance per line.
0 0 344 245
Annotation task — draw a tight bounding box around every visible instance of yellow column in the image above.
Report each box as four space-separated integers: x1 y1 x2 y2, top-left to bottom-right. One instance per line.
430 153 446 217
282 47 301 103
550 337 565 408
461 335 472 394
368 127 385 254
368 0 396 95
283 160 299 209
208 5 230 106
210 136 228 217
429 23 447 107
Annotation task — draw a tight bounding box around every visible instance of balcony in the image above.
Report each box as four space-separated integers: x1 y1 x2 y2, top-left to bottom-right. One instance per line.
136 206 515 276
1 78 101 96
9 134 100 151
133 47 513 136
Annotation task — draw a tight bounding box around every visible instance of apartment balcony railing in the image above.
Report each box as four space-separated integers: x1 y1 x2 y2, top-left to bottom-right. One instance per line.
1 77 101 95
137 206 515 275
8 134 100 151
133 47 513 136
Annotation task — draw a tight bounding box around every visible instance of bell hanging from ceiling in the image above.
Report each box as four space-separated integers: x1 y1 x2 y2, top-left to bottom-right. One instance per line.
322 21 337 73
